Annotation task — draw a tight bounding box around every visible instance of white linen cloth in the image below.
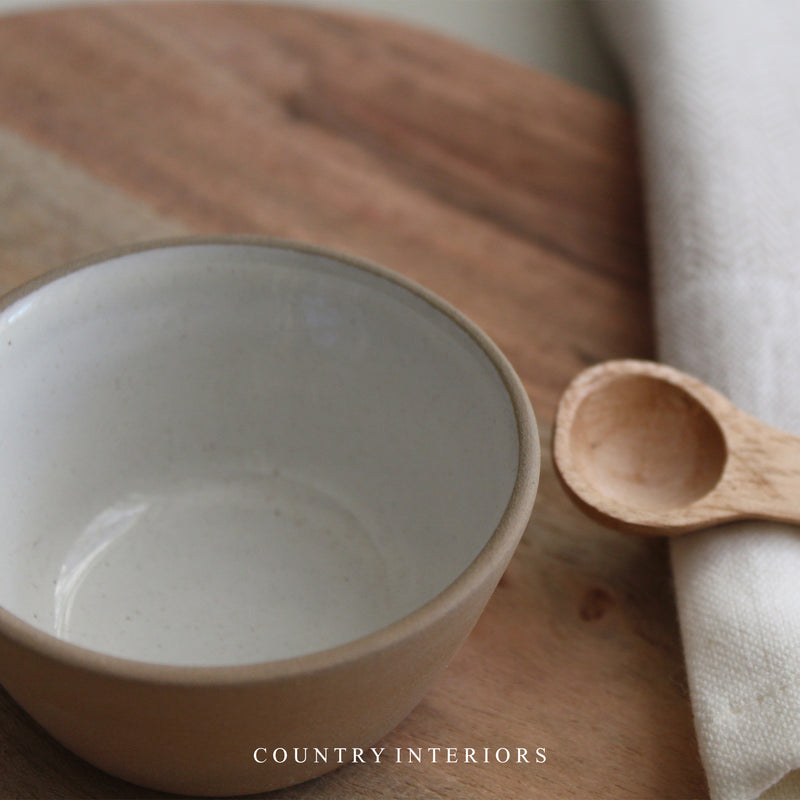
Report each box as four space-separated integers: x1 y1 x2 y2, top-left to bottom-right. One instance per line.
595 2 800 799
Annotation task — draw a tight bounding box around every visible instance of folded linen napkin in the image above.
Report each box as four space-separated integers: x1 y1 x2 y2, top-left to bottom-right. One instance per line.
595 2 800 798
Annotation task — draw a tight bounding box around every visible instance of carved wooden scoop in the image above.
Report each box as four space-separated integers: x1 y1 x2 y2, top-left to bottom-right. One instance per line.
553 359 800 535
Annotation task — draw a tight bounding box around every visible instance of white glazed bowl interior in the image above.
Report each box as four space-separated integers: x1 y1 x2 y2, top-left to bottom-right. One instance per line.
0 241 521 667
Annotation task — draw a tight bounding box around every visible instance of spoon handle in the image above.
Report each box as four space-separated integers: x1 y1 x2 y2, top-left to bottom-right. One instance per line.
721 410 800 528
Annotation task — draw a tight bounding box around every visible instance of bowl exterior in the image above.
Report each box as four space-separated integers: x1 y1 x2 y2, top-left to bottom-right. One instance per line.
0 557 508 796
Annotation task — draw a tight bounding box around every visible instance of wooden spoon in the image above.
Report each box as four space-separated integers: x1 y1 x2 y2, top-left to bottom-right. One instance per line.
553 359 800 535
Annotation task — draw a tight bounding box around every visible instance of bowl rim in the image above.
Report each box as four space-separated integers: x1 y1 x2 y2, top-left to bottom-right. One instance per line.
0 235 539 685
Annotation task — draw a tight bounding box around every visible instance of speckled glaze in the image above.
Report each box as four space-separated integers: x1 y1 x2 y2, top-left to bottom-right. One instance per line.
0 238 538 795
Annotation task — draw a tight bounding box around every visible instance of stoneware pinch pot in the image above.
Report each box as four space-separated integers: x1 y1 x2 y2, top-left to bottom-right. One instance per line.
0 237 539 796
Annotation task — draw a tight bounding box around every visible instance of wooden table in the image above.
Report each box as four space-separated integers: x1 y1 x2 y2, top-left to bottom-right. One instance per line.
0 4 708 798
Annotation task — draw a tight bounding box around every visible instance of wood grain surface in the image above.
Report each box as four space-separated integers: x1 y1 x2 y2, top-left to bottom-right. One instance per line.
0 4 707 798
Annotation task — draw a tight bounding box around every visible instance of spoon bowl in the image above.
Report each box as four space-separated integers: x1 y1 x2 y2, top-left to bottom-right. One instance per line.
554 360 800 535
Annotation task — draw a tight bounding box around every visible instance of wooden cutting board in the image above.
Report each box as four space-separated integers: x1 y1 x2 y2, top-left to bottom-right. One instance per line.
0 4 708 798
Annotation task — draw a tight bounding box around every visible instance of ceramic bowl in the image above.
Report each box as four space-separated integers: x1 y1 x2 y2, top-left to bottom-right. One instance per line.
0 237 538 795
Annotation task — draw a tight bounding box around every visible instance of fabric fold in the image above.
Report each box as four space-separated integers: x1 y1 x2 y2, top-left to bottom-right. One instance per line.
595 2 800 798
